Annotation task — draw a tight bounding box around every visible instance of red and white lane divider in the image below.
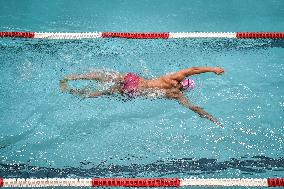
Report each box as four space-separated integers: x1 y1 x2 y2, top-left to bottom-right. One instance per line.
0 31 284 39
0 178 283 187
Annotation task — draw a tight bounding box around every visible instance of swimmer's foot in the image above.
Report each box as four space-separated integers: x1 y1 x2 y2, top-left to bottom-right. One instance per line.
60 79 68 91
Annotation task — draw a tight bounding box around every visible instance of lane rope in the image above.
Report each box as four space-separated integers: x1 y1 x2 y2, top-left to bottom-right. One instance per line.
0 31 284 39
0 178 283 187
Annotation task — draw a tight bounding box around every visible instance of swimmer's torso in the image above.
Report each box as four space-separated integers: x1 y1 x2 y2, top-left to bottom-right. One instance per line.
129 76 182 99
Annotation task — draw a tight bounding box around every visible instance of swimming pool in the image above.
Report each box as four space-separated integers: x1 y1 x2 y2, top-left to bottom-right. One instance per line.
0 0 283 187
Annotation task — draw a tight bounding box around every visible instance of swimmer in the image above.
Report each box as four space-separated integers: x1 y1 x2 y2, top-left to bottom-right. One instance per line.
60 67 224 127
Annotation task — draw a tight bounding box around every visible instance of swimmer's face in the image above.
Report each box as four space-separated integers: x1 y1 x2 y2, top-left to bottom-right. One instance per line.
179 83 185 91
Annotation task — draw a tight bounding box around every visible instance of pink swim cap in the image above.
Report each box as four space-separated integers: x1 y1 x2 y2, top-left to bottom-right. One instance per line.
181 78 195 90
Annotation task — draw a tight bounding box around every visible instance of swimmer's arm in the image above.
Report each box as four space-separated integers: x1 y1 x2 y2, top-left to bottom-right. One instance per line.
177 95 223 128
172 67 224 81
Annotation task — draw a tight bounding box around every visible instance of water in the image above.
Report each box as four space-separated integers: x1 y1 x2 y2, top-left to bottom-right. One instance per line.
0 0 283 184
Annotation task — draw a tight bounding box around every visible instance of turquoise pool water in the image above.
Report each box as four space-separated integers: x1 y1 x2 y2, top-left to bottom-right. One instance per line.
0 0 283 183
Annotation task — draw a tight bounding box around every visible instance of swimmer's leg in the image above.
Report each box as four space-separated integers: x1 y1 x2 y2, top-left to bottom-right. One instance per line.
65 70 123 83
60 79 120 98
60 70 123 97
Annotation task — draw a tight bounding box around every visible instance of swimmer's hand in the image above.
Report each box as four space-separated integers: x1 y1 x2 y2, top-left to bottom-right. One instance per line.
213 67 224 75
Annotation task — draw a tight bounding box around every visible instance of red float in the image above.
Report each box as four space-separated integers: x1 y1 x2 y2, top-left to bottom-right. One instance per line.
267 178 284 187
0 177 3 187
101 32 170 39
0 31 35 38
236 32 284 39
91 178 181 187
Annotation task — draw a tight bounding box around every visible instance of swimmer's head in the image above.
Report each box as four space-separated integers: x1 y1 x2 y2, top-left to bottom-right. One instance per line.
180 78 195 91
